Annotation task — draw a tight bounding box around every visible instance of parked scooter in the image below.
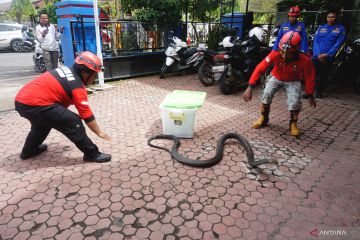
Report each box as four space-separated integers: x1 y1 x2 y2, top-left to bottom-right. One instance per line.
159 35 205 79
268 25 280 48
197 44 232 86
21 26 35 52
21 38 35 52
217 27 271 94
32 39 63 73
331 38 360 94
33 40 46 73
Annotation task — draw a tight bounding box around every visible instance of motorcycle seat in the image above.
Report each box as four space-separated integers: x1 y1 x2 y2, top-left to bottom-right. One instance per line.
182 48 198 58
207 49 218 55
217 50 231 55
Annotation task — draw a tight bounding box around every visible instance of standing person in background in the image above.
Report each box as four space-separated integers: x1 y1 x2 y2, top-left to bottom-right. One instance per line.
273 6 308 53
36 12 63 70
243 11 254 38
311 10 345 98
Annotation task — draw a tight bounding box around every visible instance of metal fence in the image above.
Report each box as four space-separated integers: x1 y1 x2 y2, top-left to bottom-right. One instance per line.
69 9 360 58
70 19 173 57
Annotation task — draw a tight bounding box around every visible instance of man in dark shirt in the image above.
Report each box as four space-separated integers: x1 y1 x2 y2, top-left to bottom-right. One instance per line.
15 51 111 163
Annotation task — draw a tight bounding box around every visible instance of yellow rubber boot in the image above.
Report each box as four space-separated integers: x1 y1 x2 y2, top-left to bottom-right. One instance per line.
252 104 270 129
289 111 300 137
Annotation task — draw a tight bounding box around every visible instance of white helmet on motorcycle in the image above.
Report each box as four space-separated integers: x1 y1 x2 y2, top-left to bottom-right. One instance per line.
249 27 266 43
222 36 235 48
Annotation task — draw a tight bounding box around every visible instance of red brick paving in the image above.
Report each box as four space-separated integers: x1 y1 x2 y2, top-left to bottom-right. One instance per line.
1 74 360 239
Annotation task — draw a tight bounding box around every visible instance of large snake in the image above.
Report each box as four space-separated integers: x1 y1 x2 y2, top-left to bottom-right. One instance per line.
147 133 268 168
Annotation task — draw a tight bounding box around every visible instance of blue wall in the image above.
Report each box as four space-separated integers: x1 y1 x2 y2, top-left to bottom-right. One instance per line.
55 0 97 67
221 12 245 39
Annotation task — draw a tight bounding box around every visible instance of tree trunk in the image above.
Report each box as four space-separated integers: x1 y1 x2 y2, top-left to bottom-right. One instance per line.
16 12 21 24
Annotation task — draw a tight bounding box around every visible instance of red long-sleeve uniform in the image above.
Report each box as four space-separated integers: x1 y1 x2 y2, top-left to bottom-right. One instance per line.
248 50 316 95
15 67 95 122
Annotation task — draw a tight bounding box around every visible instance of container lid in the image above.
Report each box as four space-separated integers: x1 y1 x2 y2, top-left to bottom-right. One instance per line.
161 90 207 109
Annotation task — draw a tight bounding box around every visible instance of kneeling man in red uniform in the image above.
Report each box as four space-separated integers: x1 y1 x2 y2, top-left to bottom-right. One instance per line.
243 31 316 137
15 51 112 162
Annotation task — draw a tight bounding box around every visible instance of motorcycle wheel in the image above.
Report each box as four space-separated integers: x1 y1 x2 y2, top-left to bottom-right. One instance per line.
219 73 233 95
159 64 167 79
11 40 22 52
198 62 215 86
21 45 32 52
35 60 46 73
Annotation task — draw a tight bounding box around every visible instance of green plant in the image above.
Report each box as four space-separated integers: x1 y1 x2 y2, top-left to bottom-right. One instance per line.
276 0 345 30
37 1 60 24
121 31 138 50
7 0 35 23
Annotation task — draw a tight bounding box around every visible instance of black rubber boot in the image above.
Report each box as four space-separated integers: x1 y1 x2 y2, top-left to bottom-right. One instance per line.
315 91 324 99
83 153 112 163
20 144 48 160
302 93 309 99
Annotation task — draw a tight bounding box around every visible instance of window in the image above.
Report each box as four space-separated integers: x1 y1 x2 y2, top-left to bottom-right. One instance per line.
0 24 22 31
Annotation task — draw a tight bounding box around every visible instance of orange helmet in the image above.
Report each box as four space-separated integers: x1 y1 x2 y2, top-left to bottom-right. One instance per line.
288 6 301 17
278 31 301 52
74 51 102 72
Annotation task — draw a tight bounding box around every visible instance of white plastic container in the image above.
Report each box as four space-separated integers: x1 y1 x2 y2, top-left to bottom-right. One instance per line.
160 90 207 138
160 107 198 138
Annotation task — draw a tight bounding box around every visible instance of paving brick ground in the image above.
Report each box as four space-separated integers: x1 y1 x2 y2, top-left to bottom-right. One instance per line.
0 74 360 240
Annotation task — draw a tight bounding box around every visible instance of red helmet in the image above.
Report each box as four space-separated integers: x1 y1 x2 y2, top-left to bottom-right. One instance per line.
74 51 102 72
278 31 301 52
288 6 301 17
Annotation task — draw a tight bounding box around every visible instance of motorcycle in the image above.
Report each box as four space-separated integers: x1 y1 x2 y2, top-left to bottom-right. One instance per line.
197 44 232 86
21 38 35 52
217 27 271 95
32 39 63 73
33 40 46 73
159 36 205 79
331 38 360 94
268 25 280 48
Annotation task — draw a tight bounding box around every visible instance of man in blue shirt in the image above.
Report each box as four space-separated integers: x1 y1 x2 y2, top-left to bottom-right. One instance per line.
312 10 345 98
273 6 308 53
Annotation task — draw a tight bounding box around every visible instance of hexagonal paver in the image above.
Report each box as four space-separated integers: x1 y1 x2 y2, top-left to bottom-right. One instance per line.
0 74 359 240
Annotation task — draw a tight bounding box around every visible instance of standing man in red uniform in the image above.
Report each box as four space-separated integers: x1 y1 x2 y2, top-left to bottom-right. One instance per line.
15 51 112 162
243 31 317 137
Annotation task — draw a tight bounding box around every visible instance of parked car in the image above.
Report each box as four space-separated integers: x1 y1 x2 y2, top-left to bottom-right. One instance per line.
0 23 24 52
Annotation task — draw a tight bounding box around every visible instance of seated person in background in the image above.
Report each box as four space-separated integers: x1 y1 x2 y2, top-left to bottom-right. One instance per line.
21 25 34 44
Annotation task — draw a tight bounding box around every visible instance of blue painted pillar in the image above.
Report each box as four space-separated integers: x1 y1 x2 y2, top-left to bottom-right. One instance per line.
55 0 98 67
